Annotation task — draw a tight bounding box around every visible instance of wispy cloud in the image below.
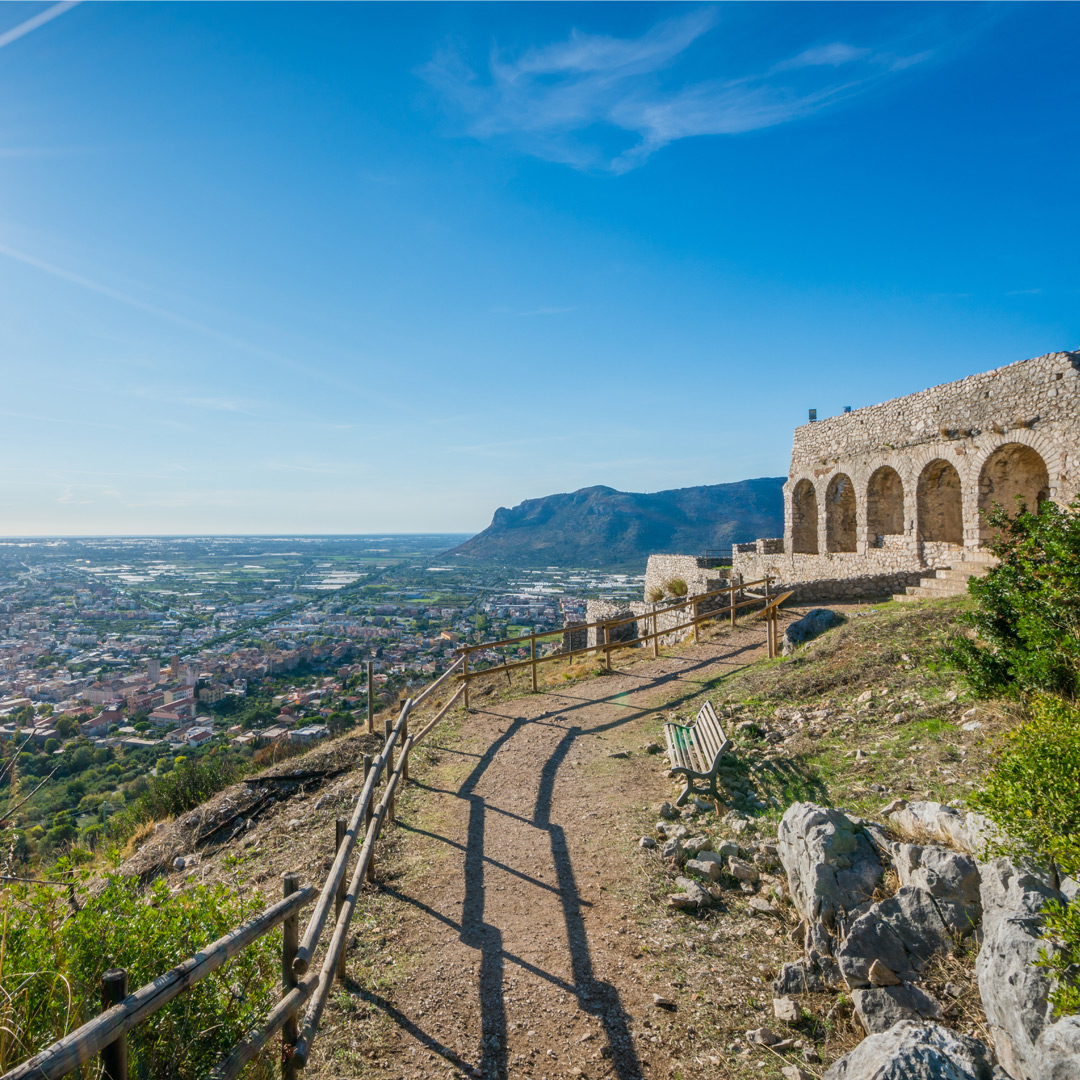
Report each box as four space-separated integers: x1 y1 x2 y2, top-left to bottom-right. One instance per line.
0 1 79 51
422 9 942 172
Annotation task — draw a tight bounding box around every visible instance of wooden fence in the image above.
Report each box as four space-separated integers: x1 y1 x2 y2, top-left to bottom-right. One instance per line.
3 659 466 1080
456 577 795 706
5 581 796 1080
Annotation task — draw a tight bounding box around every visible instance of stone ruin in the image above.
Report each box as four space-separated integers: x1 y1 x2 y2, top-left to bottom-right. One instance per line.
729 348 1080 600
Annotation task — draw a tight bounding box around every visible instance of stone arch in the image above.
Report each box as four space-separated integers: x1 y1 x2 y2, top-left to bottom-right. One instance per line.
825 473 857 552
917 459 963 544
791 479 819 554
866 466 905 545
977 442 1050 543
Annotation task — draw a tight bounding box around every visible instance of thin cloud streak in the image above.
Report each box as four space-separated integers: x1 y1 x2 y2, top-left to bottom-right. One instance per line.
0 1 79 51
423 9 939 172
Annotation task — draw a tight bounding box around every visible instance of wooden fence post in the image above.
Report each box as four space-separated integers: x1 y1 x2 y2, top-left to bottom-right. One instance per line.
334 820 347 981
366 661 374 734
530 635 537 693
462 651 470 711
384 716 395 823
100 968 127 1080
362 755 374 882
402 712 409 782
730 581 736 628
653 610 660 658
282 873 300 1080
693 600 700 644
603 624 611 672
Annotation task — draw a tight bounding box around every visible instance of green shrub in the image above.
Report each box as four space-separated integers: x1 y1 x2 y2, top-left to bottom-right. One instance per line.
970 694 1080 878
945 499 1080 699
131 753 238 825
970 694 1080 1016
0 865 278 1077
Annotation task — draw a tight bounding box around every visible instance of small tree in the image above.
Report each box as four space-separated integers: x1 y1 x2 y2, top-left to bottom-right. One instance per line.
945 499 1080 700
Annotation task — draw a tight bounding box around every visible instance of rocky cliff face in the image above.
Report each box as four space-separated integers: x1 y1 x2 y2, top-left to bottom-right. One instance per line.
450 478 785 570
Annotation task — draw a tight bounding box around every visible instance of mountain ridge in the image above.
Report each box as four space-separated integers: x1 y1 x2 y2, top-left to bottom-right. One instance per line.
450 477 785 570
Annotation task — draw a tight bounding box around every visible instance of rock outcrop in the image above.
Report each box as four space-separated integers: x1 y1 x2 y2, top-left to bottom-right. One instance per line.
823 1021 1004 1080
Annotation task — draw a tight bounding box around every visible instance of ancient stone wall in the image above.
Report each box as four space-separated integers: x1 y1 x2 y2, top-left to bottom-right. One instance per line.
643 554 727 600
731 349 1080 594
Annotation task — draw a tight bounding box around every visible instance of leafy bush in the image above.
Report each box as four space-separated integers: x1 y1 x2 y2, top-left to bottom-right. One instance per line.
0 865 278 1077
970 694 1080 877
123 751 240 833
945 499 1080 699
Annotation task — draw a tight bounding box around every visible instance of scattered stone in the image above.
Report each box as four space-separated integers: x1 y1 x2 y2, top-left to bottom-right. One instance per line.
822 1021 999 1080
643 743 662 755
881 798 907 816
652 994 676 1009
748 897 775 915
782 1067 812 1080
172 856 186 871
657 802 678 820
857 690 874 703
962 719 983 732
682 835 711 857
685 858 722 882
747 1027 781 1046
961 707 978 723
694 849 725 870
288 818 301 828
638 836 657 850
944 982 964 999
867 959 902 987
660 839 681 860
773 996 800 1023
717 840 740 859
675 876 711 909
852 985 943 1035
782 609 844 655
693 798 715 812
656 821 689 841
731 818 753 836
728 857 759 883
944 690 959 702
608 750 629 759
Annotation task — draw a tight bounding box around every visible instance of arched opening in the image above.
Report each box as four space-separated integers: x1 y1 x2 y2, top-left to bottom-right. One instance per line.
978 443 1050 543
866 466 905 545
825 474 857 552
791 479 818 554
917 460 963 544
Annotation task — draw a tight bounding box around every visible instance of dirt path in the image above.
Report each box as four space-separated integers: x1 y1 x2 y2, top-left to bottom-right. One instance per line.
310 621 788 1080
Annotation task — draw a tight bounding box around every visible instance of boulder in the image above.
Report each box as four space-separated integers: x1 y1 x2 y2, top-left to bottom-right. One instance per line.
851 984 943 1035
728 856 759 883
777 803 884 959
823 1021 1002 1080
894 843 982 935
782 609 844 656
837 886 954 988
977 855 1080 1080
886 800 968 850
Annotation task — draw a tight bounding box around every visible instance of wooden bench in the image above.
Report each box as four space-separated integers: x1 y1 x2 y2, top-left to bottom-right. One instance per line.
663 701 733 807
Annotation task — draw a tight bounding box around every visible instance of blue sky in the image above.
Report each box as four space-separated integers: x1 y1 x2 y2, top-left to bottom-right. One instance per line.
1 1 1077 535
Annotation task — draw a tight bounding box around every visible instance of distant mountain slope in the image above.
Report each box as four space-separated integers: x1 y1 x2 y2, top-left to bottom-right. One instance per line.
449 478 785 571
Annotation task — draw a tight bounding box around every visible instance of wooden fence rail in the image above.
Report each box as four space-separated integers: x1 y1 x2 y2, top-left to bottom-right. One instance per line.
4 588 794 1080
3 666 468 1080
454 576 794 706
